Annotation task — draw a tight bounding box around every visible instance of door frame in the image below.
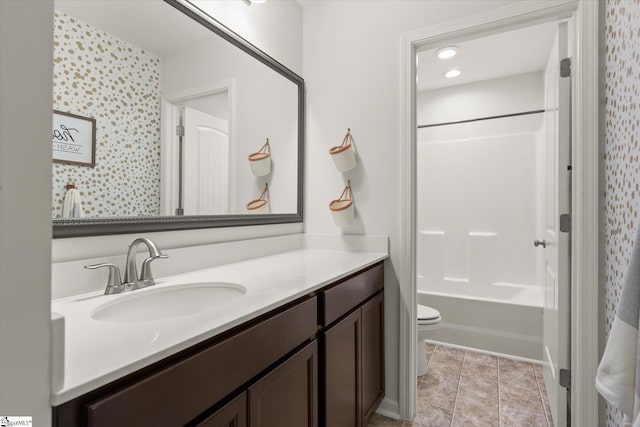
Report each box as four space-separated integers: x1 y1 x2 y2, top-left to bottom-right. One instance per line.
398 1 599 424
160 79 236 216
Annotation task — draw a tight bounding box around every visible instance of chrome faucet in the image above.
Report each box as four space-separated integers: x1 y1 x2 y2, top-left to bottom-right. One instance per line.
124 237 168 286
84 263 124 295
85 237 168 295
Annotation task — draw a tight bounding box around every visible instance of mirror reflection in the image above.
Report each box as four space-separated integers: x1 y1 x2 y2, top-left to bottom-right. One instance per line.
52 0 299 219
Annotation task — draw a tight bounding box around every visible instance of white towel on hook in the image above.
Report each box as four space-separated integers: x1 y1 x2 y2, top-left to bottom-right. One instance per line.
596 225 640 427
62 188 84 218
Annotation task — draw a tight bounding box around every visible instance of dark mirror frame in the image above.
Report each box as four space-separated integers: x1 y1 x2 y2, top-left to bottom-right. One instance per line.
53 0 304 238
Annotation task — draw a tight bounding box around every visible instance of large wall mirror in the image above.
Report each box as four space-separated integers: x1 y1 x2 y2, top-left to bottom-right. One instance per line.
52 0 303 237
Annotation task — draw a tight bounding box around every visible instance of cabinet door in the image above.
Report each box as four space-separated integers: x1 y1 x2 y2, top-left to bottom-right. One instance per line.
323 309 361 427
248 341 318 427
361 293 385 424
197 392 247 427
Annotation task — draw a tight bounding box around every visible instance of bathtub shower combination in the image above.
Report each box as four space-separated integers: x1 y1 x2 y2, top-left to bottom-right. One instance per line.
416 115 544 361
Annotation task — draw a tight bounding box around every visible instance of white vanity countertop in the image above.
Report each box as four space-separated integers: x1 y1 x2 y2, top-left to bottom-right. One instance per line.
51 248 387 405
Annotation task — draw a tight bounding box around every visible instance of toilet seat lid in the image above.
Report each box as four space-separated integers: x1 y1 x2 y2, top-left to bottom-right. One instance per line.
417 304 440 321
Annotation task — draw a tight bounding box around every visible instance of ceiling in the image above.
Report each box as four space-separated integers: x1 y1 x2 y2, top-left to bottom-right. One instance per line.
417 21 558 92
54 0 213 58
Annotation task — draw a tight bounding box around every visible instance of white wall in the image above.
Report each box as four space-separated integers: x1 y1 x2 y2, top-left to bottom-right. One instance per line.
417 119 542 290
0 1 53 424
302 0 515 413
52 0 303 260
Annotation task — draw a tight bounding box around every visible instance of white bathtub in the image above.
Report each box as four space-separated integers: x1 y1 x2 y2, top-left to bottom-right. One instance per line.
418 278 543 360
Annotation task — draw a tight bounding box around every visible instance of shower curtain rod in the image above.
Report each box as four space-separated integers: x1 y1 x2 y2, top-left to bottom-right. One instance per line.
418 109 545 129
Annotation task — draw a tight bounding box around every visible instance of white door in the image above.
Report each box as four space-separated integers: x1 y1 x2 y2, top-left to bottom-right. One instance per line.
183 106 230 215
541 21 571 427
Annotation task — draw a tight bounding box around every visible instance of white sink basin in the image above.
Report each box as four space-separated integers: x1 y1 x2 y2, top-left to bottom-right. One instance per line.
91 282 247 323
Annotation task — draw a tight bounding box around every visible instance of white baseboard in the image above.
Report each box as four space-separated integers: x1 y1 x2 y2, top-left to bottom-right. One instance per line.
376 397 401 420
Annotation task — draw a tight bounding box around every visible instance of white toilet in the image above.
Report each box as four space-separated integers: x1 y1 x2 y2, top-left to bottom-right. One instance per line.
417 304 441 376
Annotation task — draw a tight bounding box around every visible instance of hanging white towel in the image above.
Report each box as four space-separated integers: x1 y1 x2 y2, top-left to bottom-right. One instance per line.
597 225 640 427
62 188 84 218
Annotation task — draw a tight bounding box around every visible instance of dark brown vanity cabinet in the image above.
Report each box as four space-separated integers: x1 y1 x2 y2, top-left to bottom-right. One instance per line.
324 309 362 427
361 293 385 423
55 297 318 427
199 340 318 427
53 261 384 427
321 263 385 427
248 341 318 427
197 392 247 427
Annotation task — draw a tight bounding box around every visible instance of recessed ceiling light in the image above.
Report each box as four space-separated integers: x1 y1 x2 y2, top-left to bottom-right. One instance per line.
444 69 461 78
436 46 458 59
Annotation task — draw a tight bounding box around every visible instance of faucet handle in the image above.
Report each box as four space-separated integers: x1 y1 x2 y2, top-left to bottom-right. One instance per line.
84 263 123 295
139 254 168 282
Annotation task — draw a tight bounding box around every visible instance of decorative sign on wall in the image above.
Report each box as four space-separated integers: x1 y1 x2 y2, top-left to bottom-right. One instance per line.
52 110 96 167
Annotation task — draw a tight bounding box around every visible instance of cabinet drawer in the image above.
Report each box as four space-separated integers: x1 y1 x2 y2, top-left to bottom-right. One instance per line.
85 297 317 427
321 262 383 326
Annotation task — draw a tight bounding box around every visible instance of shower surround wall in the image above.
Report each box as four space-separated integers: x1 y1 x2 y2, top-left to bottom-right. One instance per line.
603 1 640 426
416 73 545 359
52 11 161 218
417 121 540 291
417 73 544 297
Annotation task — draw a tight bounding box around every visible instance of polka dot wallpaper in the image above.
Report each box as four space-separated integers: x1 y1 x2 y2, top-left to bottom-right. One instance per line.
52 11 161 218
603 1 640 426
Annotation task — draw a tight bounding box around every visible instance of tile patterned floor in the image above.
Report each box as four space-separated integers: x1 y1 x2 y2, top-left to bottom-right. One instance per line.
367 344 554 427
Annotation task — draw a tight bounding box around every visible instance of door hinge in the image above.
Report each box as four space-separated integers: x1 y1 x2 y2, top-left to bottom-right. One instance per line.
559 368 571 389
560 214 571 233
176 125 185 137
560 58 572 78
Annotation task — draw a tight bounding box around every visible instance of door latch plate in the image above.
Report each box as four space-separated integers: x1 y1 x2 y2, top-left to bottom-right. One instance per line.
560 214 571 233
559 368 571 389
